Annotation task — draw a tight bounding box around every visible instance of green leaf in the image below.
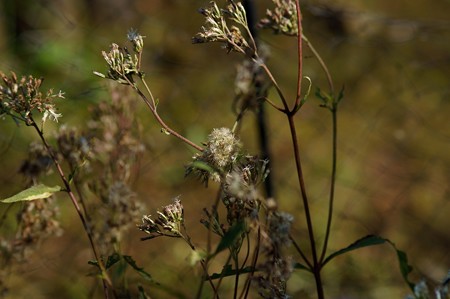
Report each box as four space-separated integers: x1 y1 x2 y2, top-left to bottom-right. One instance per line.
394 245 415 291
208 265 254 280
293 262 311 272
1 184 61 203
323 234 415 292
323 235 386 266
190 161 216 174
214 221 245 255
123 255 156 283
88 253 121 270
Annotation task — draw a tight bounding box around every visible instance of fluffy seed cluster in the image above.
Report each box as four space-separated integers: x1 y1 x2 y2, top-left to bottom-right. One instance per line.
187 127 241 184
207 127 241 168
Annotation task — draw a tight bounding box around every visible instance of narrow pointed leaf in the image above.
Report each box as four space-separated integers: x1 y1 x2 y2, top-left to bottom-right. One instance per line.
323 235 386 266
323 234 415 292
1 184 61 203
214 221 245 255
293 262 312 272
208 265 254 280
123 255 155 283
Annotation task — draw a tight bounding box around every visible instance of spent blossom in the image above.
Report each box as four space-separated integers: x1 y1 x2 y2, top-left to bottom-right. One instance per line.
258 0 299 36
138 197 184 239
192 1 253 54
0 71 64 125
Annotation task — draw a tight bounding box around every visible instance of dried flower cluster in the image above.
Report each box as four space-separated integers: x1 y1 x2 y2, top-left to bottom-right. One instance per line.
0 71 64 124
234 45 271 115
187 127 242 184
138 197 184 239
19 142 54 183
222 157 269 224
192 1 254 55
56 125 91 171
13 198 63 260
258 0 299 36
85 86 145 252
256 211 294 299
93 181 143 249
94 29 145 85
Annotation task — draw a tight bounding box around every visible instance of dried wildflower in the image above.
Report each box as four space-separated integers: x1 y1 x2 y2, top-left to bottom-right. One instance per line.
88 85 145 183
193 1 253 54
13 196 63 261
207 127 241 168
221 157 269 224
56 125 91 171
19 142 54 183
267 212 293 248
94 42 140 85
93 181 143 249
83 86 145 252
258 0 299 36
0 71 63 125
138 197 184 239
234 45 271 115
186 127 241 184
255 211 294 298
127 28 145 54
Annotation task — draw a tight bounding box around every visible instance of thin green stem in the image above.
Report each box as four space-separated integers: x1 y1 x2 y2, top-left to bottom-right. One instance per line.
320 107 337 264
302 35 334 94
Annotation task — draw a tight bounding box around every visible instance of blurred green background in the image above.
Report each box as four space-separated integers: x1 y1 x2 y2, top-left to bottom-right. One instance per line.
0 0 449 298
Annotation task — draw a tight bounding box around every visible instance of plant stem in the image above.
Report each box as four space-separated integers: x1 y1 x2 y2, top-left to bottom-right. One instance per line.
294 0 304 110
287 114 318 264
320 106 337 264
31 119 112 298
134 79 204 152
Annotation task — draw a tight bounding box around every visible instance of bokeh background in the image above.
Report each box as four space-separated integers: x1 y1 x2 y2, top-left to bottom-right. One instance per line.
0 0 449 298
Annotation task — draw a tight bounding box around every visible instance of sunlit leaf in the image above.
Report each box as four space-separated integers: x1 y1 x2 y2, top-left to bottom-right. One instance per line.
1 184 61 203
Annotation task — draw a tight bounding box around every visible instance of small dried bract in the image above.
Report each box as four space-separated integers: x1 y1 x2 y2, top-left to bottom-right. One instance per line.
193 1 253 54
258 0 299 36
138 197 184 239
0 71 63 125
94 30 145 85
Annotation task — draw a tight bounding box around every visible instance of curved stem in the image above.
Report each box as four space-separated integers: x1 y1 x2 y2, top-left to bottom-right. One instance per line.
302 35 334 94
133 82 204 152
31 120 111 298
257 62 290 112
